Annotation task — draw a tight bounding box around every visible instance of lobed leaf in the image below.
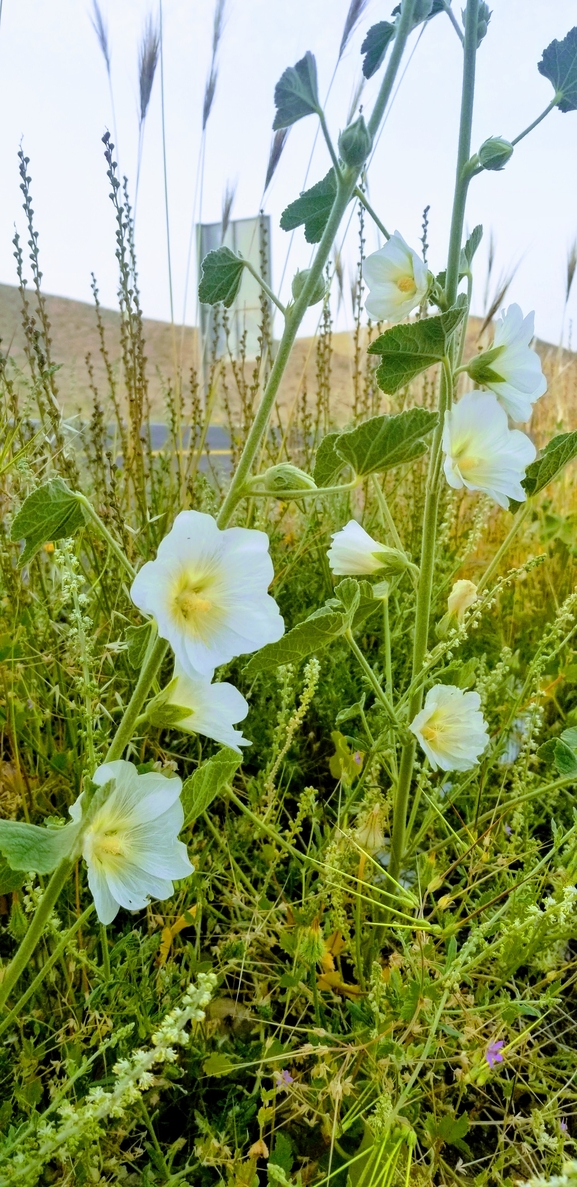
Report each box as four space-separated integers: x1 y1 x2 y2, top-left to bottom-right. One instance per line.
0 819 80 875
312 431 348 487
244 606 348 675
360 22 395 79
10 478 86 566
273 51 320 129
0 855 26 895
198 246 245 308
368 305 466 394
280 170 338 244
334 408 439 476
181 748 242 827
510 430 577 512
538 26 577 113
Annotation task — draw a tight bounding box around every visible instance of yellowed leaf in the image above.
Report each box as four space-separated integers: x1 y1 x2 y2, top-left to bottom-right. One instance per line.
157 906 198 965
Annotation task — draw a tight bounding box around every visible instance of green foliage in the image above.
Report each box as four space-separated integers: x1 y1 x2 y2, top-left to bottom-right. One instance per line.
280 169 338 244
511 430 577 511
10 478 85 565
0 855 26 894
538 26 577 113
538 726 577 775
0 819 79 874
361 22 396 78
198 246 245 307
368 305 466 394
335 408 439 476
125 621 152 668
273 51 320 129
181 748 242 825
313 431 345 486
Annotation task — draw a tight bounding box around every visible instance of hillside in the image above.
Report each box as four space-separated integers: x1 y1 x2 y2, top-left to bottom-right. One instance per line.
0 282 572 433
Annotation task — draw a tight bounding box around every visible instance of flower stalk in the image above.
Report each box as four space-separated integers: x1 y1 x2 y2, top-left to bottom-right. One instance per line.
387 0 480 896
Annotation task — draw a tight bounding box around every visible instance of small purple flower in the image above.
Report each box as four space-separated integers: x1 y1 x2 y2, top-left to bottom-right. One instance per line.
561 1119 568 1134
354 751 362 766
505 824 512 836
485 1039 505 1069
275 1069 294 1088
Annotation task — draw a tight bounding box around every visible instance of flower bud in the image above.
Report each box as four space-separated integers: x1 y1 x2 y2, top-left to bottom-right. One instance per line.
297 918 326 965
475 2 491 45
437 579 478 637
251 463 317 494
338 114 372 169
291 268 326 306
478 136 513 172
464 345 506 386
355 803 386 854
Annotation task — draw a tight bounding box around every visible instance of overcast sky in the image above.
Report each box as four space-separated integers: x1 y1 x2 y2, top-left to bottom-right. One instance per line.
0 0 576 344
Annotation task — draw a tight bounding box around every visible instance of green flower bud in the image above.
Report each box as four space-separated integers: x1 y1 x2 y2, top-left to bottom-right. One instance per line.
291 268 327 306
250 463 317 494
297 919 326 966
464 344 506 385
478 136 513 172
475 2 491 45
338 114 372 169
145 680 192 729
372 548 420 580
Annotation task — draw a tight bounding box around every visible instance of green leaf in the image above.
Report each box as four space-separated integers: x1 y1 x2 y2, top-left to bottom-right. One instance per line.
332 577 361 616
464 224 483 265
198 246 245 308
524 432 577 498
313 431 349 487
10 478 86 566
425 1111 470 1150
280 170 338 245
334 408 439 477
273 51 320 129
538 26 577 113
0 855 26 895
554 741 577 777
561 726 577 749
125 622 151 669
244 606 347 676
181 748 242 827
361 21 395 79
368 306 466 394
202 1052 237 1077
0 820 80 875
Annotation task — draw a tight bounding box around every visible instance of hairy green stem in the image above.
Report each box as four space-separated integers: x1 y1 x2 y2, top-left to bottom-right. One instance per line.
105 635 169 761
243 258 287 316
511 97 558 146
0 905 93 1036
75 492 136 582
0 858 74 1012
387 0 479 897
216 0 418 528
354 187 390 239
345 629 400 727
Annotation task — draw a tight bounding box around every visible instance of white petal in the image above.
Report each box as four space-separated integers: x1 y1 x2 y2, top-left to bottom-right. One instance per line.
105 861 175 911
328 520 384 575
86 863 120 924
442 391 536 508
92 760 138 792
170 665 250 751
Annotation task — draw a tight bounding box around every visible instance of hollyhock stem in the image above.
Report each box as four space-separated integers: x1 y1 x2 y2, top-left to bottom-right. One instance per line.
216 0 418 528
387 0 480 898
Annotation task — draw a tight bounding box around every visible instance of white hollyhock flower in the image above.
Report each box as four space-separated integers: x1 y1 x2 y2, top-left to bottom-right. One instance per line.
442 391 536 509
160 662 250 753
328 521 388 575
447 579 478 623
71 760 193 924
363 231 429 322
327 520 415 578
482 304 547 422
410 684 489 772
131 511 284 679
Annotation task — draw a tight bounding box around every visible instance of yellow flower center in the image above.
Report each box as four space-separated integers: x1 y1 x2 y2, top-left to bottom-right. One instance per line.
397 275 416 294
175 587 213 620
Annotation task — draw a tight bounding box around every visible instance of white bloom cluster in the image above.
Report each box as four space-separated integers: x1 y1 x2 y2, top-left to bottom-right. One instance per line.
131 510 284 749
6 974 217 1177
